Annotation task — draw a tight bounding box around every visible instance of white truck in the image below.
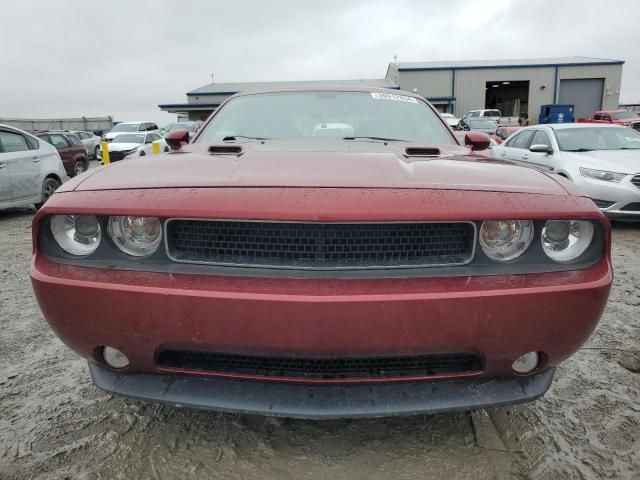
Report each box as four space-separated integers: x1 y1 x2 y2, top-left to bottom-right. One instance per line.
461 109 520 127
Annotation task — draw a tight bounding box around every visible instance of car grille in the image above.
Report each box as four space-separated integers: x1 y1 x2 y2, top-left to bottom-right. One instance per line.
592 199 615 209
620 202 640 212
165 220 476 269
109 151 125 161
632 175 640 190
157 350 484 379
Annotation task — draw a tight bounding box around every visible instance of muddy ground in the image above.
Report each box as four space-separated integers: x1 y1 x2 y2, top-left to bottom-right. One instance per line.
0 207 638 480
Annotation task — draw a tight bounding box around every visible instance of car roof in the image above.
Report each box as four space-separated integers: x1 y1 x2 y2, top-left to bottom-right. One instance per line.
546 123 627 130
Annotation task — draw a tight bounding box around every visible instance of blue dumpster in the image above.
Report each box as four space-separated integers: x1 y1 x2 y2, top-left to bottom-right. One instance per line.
539 104 575 124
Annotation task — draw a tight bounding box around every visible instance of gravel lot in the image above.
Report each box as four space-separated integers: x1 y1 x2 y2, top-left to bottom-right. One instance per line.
1 206 638 479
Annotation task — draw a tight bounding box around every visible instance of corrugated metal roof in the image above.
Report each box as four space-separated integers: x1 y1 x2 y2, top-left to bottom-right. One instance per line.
396 56 624 71
188 78 398 95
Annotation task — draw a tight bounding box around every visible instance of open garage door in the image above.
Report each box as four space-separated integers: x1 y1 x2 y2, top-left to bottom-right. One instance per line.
559 78 603 119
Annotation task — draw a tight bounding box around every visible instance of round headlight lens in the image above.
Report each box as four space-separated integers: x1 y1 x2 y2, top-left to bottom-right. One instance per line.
108 216 162 257
541 220 594 263
479 220 534 261
50 215 101 256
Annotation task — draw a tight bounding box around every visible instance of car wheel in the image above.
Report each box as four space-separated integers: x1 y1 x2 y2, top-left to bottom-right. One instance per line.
34 177 61 209
73 160 87 176
94 145 100 159
139 151 146 156
164 146 169 152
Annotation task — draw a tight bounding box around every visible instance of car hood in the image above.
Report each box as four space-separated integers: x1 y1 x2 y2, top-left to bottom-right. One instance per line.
108 143 141 152
563 149 640 174
67 140 568 195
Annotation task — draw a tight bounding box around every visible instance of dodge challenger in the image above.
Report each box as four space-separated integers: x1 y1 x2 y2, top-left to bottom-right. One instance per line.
31 87 612 418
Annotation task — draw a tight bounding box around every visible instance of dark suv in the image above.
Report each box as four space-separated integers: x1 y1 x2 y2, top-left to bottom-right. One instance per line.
35 131 88 177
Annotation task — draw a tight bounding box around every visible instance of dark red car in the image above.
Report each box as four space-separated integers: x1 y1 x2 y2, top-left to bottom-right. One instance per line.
35 131 88 177
493 126 522 144
31 88 612 418
577 110 640 131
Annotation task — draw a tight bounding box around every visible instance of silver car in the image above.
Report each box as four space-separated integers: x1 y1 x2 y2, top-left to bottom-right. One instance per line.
72 131 101 159
0 124 68 210
491 123 640 220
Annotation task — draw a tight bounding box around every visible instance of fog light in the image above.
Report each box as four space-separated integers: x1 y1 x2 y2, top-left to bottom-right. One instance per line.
512 351 539 374
103 346 129 369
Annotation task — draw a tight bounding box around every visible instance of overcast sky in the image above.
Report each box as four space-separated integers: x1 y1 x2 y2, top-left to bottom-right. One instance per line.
1 0 638 125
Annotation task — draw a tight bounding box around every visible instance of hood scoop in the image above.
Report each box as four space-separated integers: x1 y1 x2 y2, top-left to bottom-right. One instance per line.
208 144 243 155
405 147 441 157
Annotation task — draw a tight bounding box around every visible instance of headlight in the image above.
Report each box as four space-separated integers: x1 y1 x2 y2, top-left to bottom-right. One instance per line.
50 215 101 256
579 167 626 183
479 220 534 261
108 216 162 257
541 220 594 263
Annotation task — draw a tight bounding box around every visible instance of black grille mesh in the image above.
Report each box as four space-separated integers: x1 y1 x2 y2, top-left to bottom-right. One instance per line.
621 202 640 212
157 350 483 379
166 220 474 269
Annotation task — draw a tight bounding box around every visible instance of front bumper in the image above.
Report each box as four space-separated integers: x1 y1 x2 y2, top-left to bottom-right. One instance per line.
575 175 640 219
89 362 555 419
31 249 611 416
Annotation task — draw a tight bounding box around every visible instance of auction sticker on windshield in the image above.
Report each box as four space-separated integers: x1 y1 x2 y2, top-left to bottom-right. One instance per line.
370 92 418 103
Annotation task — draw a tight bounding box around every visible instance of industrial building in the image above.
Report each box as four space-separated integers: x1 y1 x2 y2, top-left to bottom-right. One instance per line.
159 57 624 123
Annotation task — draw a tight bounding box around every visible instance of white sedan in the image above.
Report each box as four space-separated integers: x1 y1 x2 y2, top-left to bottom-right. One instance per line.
491 123 640 220
98 132 169 163
441 113 459 128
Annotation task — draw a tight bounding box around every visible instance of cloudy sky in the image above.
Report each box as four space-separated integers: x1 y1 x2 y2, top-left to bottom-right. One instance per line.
1 0 638 125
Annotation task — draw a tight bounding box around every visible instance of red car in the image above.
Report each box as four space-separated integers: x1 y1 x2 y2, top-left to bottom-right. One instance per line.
35 131 89 177
31 88 612 418
577 110 640 131
493 126 522 144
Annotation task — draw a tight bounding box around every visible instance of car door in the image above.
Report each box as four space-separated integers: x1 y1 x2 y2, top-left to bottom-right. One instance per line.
525 130 556 171
48 133 74 168
497 129 535 162
0 128 41 201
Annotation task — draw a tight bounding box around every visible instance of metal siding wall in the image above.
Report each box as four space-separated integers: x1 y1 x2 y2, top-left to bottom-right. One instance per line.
454 68 555 122
397 70 453 97
556 64 622 111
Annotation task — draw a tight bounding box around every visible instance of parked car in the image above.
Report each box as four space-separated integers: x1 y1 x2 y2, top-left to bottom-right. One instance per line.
457 117 498 135
162 121 200 141
491 123 640 220
461 109 519 127
577 110 640 131
0 124 67 210
31 87 612 419
72 131 102 159
97 132 169 163
103 122 160 142
493 126 522 144
35 131 88 177
440 113 459 128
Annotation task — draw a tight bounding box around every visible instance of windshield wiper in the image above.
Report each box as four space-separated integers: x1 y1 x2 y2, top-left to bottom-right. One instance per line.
619 147 640 150
564 148 593 152
222 135 268 141
343 136 406 142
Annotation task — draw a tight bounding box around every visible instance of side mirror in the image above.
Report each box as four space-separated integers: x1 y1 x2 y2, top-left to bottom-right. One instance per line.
465 132 491 151
529 144 553 154
165 129 189 150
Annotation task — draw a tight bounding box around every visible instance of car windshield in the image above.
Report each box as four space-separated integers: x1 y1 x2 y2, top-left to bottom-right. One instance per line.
111 123 139 132
111 134 145 144
469 119 497 128
555 127 640 151
196 91 455 144
612 111 639 120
